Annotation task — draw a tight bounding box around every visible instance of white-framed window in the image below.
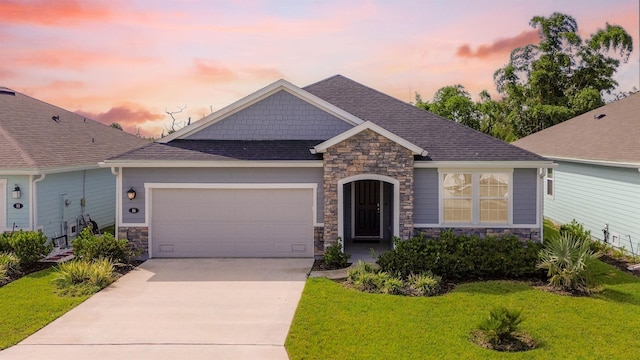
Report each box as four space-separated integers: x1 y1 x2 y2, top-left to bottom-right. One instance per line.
546 168 554 199
441 171 512 225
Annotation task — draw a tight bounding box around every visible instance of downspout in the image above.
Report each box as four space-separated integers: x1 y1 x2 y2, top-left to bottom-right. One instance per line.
110 167 120 238
539 168 544 243
31 174 46 231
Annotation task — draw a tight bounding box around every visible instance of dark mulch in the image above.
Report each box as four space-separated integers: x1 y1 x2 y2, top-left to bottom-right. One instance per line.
600 253 640 276
113 260 145 276
311 259 352 271
470 330 539 352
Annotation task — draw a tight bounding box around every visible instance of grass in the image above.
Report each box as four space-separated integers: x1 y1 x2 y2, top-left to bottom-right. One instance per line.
0 267 90 350
543 218 560 241
286 260 640 359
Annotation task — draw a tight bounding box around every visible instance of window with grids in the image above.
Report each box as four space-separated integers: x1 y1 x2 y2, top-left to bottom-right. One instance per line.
546 168 554 198
442 173 472 222
479 173 509 223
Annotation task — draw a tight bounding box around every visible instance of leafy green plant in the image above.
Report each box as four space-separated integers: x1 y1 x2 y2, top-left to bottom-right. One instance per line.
0 233 12 253
407 272 442 296
72 228 135 263
322 237 351 268
53 258 115 296
560 219 591 241
477 307 524 347
0 252 21 284
537 233 602 292
381 276 404 295
8 231 52 265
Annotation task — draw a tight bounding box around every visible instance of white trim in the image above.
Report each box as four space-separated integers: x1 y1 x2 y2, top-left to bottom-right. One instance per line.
545 168 555 200
543 156 640 168
144 182 319 258
158 79 364 143
414 224 540 229
0 179 6 232
538 168 544 242
100 160 323 168
313 121 428 156
0 164 101 176
338 174 400 251
416 161 555 169
31 174 45 232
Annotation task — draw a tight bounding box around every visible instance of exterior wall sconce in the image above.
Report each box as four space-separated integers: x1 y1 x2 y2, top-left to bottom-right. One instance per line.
12 185 21 199
127 188 136 200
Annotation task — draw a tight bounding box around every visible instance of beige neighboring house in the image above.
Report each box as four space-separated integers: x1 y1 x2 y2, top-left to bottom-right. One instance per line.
514 93 640 250
0 87 148 242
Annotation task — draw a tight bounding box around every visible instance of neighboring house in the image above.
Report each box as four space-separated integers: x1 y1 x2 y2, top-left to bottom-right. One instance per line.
0 87 148 242
514 93 640 251
103 75 552 259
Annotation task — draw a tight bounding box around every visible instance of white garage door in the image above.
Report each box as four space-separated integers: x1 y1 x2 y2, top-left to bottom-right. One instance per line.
150 187 314 258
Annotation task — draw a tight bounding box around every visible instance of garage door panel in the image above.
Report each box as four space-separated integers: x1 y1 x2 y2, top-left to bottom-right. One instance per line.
151 187 313 258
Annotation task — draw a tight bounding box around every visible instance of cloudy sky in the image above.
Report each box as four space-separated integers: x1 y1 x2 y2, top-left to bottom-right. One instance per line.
2 0 638 137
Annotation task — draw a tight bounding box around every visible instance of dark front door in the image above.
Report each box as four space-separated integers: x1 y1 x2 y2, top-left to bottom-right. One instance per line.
354 180 380 237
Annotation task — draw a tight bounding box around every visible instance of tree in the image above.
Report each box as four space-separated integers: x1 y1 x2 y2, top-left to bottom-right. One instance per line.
493 12 632 137
110 122 123 130
415 85 481 130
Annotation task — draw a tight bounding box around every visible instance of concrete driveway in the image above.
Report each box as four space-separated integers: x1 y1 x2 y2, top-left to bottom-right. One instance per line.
1 258 313 360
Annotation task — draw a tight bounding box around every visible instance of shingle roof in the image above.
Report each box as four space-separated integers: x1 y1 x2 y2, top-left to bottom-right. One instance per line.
303 75 546 162
0 87 149 171
512 93 640 163
111 140 323 161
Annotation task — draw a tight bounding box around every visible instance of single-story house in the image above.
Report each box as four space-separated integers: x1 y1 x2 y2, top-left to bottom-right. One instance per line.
0 87 148 242
102 75 552 259
514 93 640 251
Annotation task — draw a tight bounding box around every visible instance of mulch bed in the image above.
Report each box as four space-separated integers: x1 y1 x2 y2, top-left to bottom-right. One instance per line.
311 259 352 271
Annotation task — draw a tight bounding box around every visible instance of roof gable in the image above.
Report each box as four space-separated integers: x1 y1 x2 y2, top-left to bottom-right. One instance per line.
0 88 149 172
158 79 364 143
312 121 427 156
513 93 640 164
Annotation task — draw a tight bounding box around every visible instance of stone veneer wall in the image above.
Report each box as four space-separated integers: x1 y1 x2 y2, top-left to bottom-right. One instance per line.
414 227 541 242
322 129 414 249
118 226 149 259
314 226 324 255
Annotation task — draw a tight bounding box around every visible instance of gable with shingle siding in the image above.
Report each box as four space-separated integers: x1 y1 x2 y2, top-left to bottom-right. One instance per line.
186 90 353 141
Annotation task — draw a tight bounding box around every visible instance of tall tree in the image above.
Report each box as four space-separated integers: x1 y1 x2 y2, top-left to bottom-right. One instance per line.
493 12 633 137
415 85 480 130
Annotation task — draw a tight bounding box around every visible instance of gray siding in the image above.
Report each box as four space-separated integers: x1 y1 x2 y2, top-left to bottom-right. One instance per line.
413 168 439 224
36 169 115 240
187 90 353 140
545 161 640 250
122 167 324 224
512 168 538 224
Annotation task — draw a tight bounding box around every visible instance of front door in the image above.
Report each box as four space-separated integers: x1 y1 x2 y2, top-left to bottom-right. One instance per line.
354 180 381 238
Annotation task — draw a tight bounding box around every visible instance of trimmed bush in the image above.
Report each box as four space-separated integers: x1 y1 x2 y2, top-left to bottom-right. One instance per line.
8 231 52 265
560 219 591 241
407 272 441 297
53 258 115 296
346 261 442 297
376 232 542 281
0 233 11 253
72 228 134 263
0 252 21 284
322 237 351 268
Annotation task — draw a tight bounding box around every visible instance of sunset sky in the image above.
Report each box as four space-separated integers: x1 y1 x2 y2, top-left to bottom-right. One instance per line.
2 0 639 137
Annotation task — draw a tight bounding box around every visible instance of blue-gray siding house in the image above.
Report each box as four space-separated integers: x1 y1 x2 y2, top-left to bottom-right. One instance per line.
104 75 552 259
0 87 148 242
514 93 640 252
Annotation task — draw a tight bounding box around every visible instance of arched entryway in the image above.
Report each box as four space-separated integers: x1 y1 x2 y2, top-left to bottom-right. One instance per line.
337 174 399 260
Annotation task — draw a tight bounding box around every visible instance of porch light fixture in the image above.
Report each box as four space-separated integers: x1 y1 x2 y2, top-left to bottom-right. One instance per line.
127 188 136 200
12 185 21 199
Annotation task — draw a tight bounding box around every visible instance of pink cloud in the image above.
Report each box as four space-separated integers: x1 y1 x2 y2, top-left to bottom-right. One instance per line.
76 104 164 136
456 30 539 59
0 0 112 26
192 59 283 83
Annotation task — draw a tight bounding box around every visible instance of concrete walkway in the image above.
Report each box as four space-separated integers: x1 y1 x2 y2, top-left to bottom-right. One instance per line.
1 258 313 360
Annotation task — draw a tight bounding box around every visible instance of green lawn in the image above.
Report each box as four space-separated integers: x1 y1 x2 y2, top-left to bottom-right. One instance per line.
0 267 89 350
286 260 640 359
543 218 560 241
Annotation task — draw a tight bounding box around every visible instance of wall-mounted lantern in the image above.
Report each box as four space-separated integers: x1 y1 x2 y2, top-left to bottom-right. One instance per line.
12 185 21 199
127 188 136 200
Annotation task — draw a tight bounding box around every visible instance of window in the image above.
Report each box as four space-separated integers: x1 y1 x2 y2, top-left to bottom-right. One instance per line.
442 172 511 224
546 168 554 198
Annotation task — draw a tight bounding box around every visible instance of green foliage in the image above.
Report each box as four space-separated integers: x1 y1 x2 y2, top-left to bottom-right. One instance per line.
376 232 542 281
0 233 11 253
559 219 591 241
537 233 602 292
416 85 480 130
407 272 442 297
0 252 21 284
53 258 115 296
346 261 442 297
7 231 52 265
477 307 524 346
72 227 135 264
322 237 351 268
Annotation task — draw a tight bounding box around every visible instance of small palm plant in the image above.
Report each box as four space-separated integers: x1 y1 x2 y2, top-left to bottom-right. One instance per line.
537 233 602 292
478 307 524 346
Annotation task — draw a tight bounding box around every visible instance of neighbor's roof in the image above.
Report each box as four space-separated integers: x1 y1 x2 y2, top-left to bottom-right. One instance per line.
513 93 640 164
303 75 545 162
0 87 148 172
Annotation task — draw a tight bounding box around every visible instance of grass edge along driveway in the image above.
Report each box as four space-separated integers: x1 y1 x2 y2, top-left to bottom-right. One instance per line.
0 267 89 350
286 260 640 359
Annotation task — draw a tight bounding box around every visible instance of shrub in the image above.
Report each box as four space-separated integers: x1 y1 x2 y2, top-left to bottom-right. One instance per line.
8 231 52 265
381 276 405 295
407 272 442 297
537 233 602 292
377 232 542 281
72 228 134 263
478 307 524 346
53 258 115 296
322 237 351 268
0 233 12 252
0 252 21 284
560 219 591 241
